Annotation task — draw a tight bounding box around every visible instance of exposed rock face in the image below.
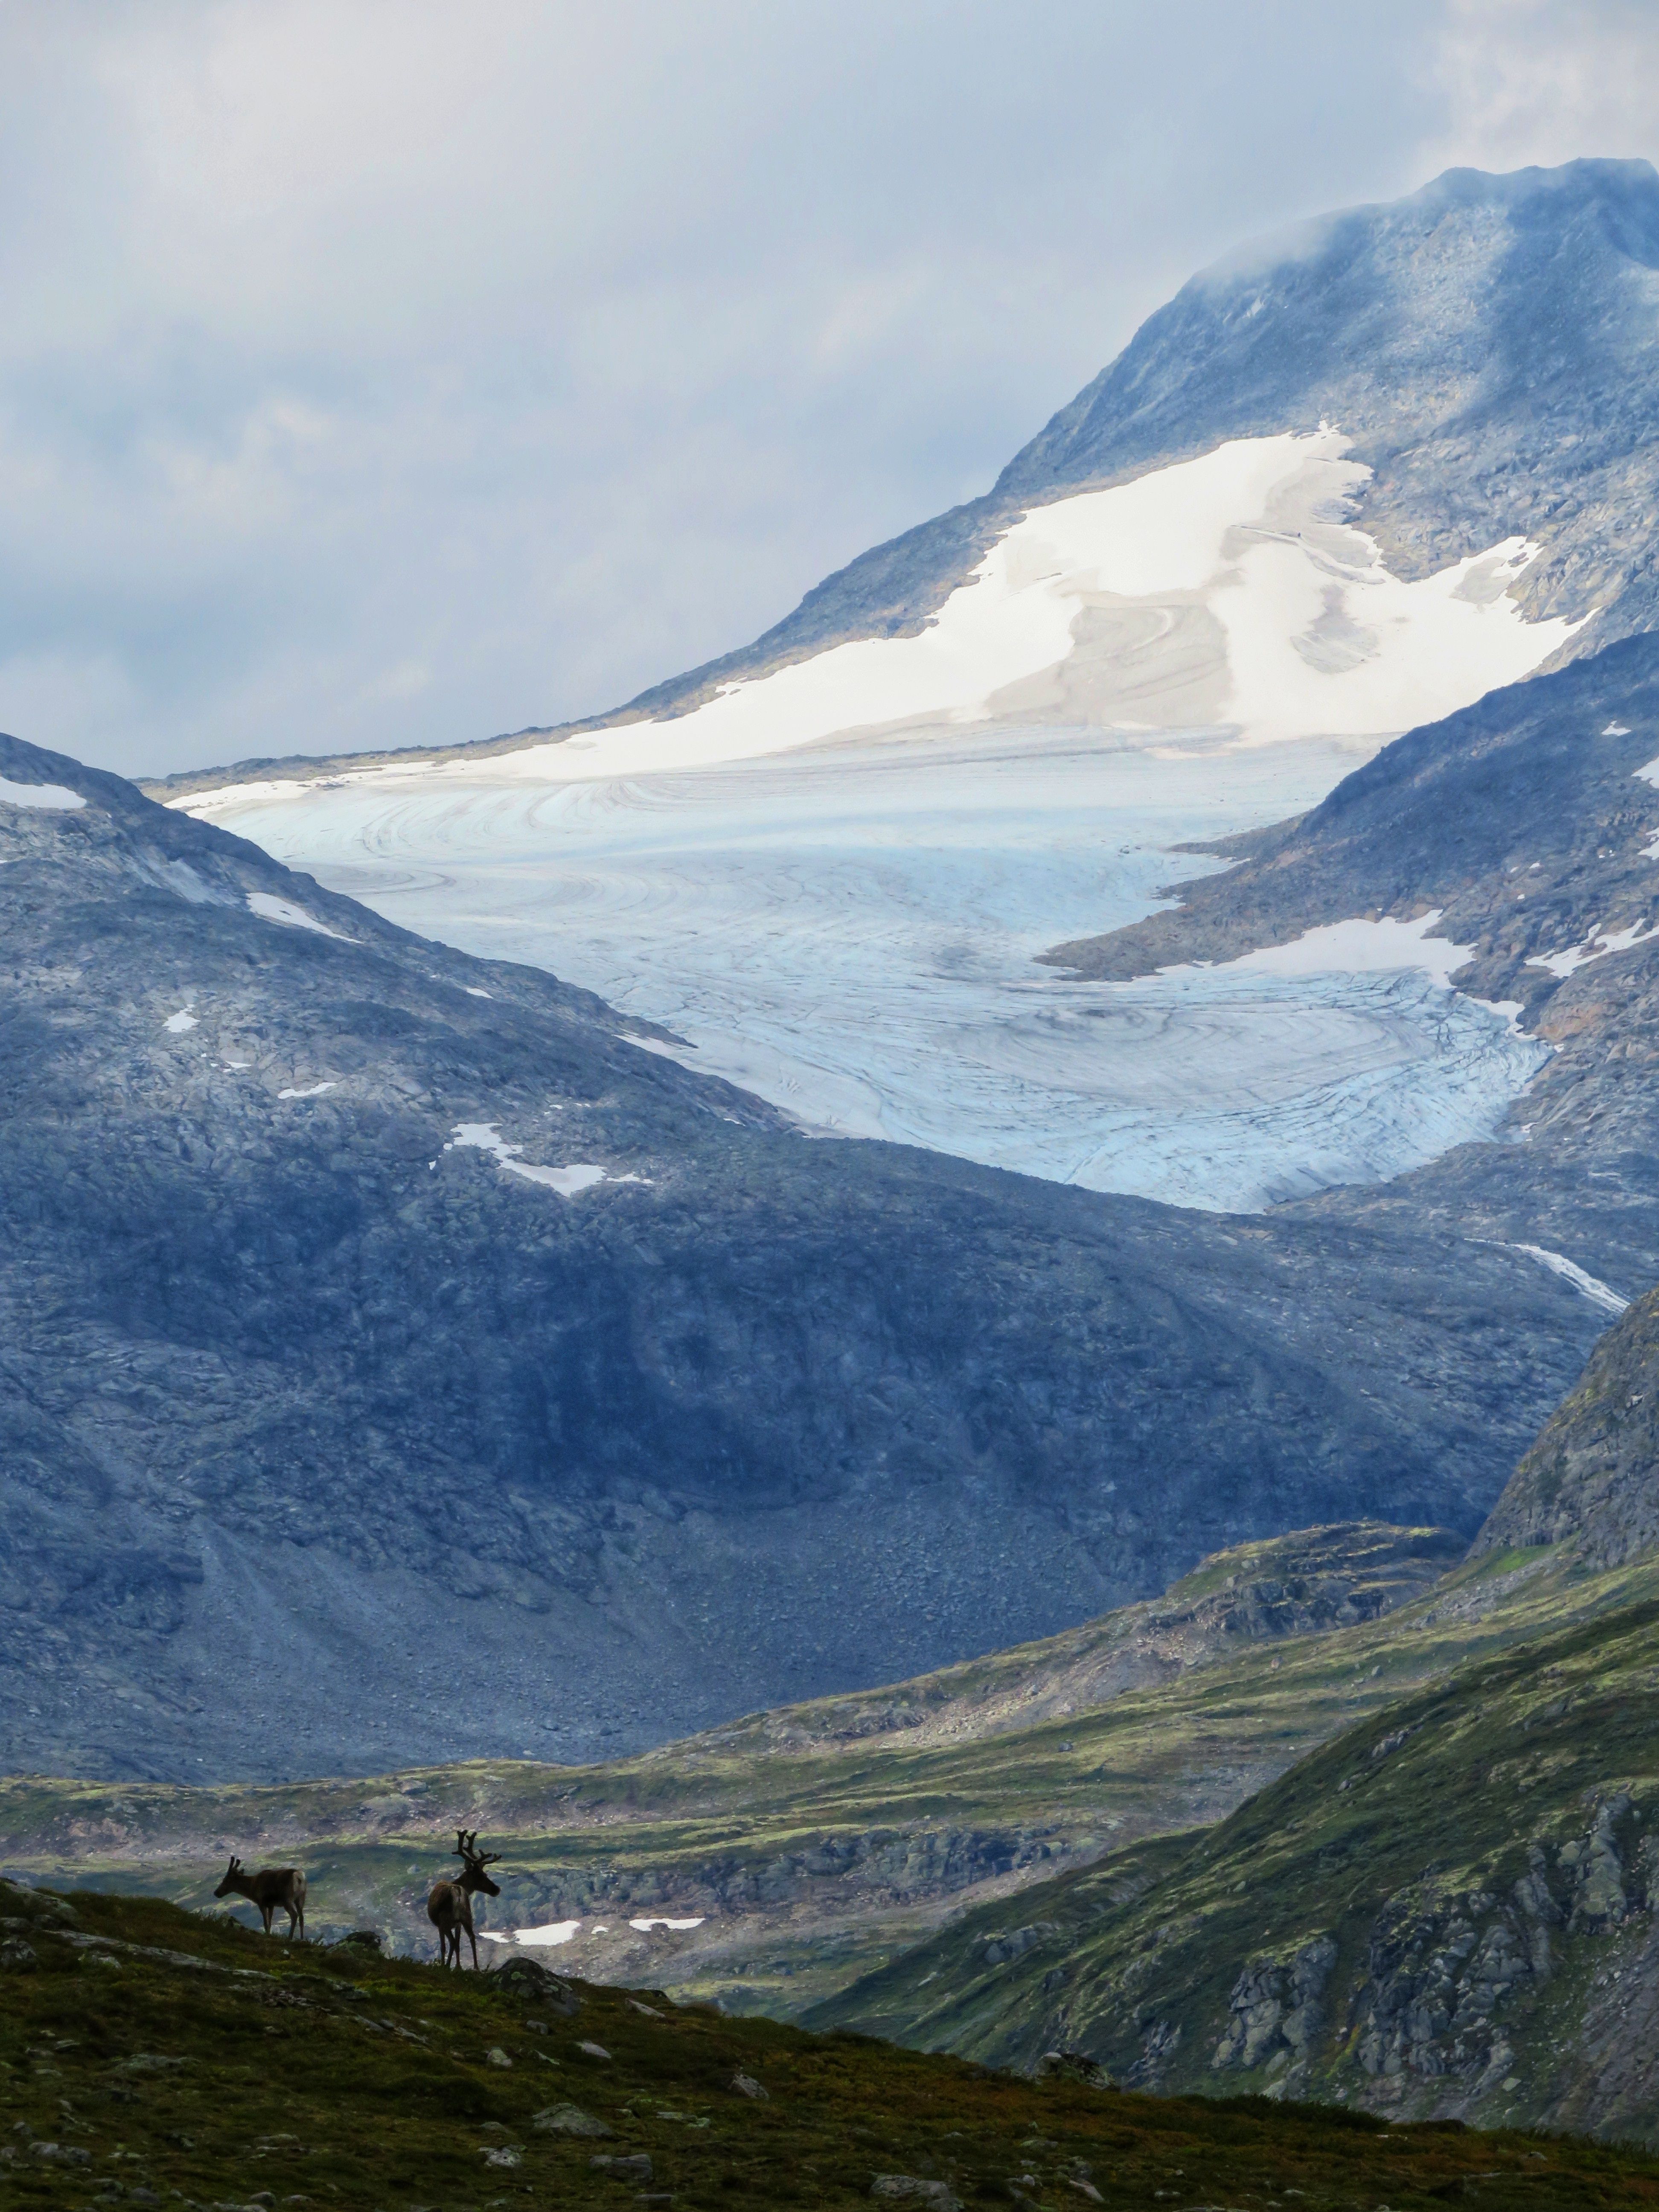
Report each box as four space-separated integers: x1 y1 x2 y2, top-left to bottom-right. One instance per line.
0 733 1591 1781
1212 1934 1336 2076
806 1595 1659 2137
1476 1290 1659 1566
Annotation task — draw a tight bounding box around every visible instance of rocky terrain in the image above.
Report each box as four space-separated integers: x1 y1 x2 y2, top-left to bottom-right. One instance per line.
801 1296 1659 2138
3 731 1603 1784
1477 1287 1659 1567
811 1591 1659 2141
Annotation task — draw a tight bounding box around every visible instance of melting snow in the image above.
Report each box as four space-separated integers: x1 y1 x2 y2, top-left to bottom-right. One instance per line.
180 434 1580 801
246 891 356 940
1527 919 1659 978
628 1917 707 1933
163 1010 198 1033
277 1082 337 1099
480 1921 581 1947
465 986 492 998
1156 911 1474 988
446 1121 636 1197
0 775 85 810
1509 1244 1629 1316
1607 722 1633 736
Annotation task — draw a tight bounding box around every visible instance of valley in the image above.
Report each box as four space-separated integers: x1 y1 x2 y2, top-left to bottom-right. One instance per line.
10 151 1659 2165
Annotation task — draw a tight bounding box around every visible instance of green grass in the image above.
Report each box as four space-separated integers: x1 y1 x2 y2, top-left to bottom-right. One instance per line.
3 1882 1658 2211
808 1593 1659 2139
5 1547 1658 2024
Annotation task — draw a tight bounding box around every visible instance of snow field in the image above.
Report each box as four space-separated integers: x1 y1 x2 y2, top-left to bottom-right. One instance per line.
169 434 1589 1211
202 725 1548 1214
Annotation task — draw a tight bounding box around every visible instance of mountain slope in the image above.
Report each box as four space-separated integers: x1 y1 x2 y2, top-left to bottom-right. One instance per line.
0 732 1601 1783
1477 1286 1659 1566
809 1593 1659 2141
509 159 1659 715
147 158 1659 796
10 1880 1653 2212
808 1306 1659 2135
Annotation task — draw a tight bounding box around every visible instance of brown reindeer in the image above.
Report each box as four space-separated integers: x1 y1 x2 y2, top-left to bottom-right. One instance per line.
426 1830 501 1968
214 1855 307 1940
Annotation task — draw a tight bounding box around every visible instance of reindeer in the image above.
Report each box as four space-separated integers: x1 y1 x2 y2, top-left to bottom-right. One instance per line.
214 1856 307 1940
426 1830 501 1968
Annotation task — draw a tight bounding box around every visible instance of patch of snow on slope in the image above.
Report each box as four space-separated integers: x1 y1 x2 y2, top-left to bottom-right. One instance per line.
1509 1243 1629 1316
246 891 356 940
277 1081 336 1099
1528 919 1659 978
163 1009 198 1033
0 775 85 810
177 435 1582 809
1162 911 1473 987
446 1121 634 1197
481 1920 581 1947
629 1917 707 1933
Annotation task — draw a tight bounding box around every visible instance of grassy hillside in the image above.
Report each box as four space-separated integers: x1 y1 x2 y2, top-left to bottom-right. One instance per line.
3 1879 1656 2212
809 1592 1659 2140
4 1535 1655 2024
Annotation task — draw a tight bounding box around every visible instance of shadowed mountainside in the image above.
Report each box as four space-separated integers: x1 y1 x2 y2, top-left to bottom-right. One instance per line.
0 731 1598 1783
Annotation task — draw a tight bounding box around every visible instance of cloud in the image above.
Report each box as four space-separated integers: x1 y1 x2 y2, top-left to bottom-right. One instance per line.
0 0 1628 777
1417 1 1659 177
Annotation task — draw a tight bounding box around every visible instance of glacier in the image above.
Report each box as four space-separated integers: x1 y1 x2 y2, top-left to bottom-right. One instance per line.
179 434 1572 1214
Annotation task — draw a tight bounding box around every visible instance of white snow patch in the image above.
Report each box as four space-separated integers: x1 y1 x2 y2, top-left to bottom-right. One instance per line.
1527 919 1659 978
1636 754 1659 787
446 1121 638 1198
163 1010 198 1033
246 891 356 940
464 986 492 998
0 775 84 810
1509 1244 1629 1316
1606 722 1632 736
1158 911 1473 989
628 1917 706 1933
277 1081 336 1099
224 1059 252 1069
178 434 1583 808
481 1920 581 1947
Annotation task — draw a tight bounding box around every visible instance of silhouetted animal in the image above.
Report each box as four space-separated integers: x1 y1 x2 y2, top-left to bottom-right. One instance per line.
214 1855 307 1939
427 1829 501 1968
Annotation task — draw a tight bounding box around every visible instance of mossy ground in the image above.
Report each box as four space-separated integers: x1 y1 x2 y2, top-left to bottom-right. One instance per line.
3 1888 1659 2212
810 1594 1659 2138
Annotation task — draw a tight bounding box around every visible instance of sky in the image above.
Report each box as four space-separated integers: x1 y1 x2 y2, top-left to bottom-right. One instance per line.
1 0 1657 777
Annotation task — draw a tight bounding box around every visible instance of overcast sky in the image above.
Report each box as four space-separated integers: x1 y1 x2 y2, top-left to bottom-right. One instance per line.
2 0 1656 777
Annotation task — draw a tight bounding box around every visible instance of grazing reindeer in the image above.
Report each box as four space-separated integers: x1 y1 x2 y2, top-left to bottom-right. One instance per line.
427 1829 501 1968
214 1856 307 1940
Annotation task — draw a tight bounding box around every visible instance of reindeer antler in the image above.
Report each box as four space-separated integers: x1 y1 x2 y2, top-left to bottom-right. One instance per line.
453 1828 475 1858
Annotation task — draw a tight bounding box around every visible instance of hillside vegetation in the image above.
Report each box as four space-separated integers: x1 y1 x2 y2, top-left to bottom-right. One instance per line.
3 1879 1658 2212
810 1593 1659 2139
